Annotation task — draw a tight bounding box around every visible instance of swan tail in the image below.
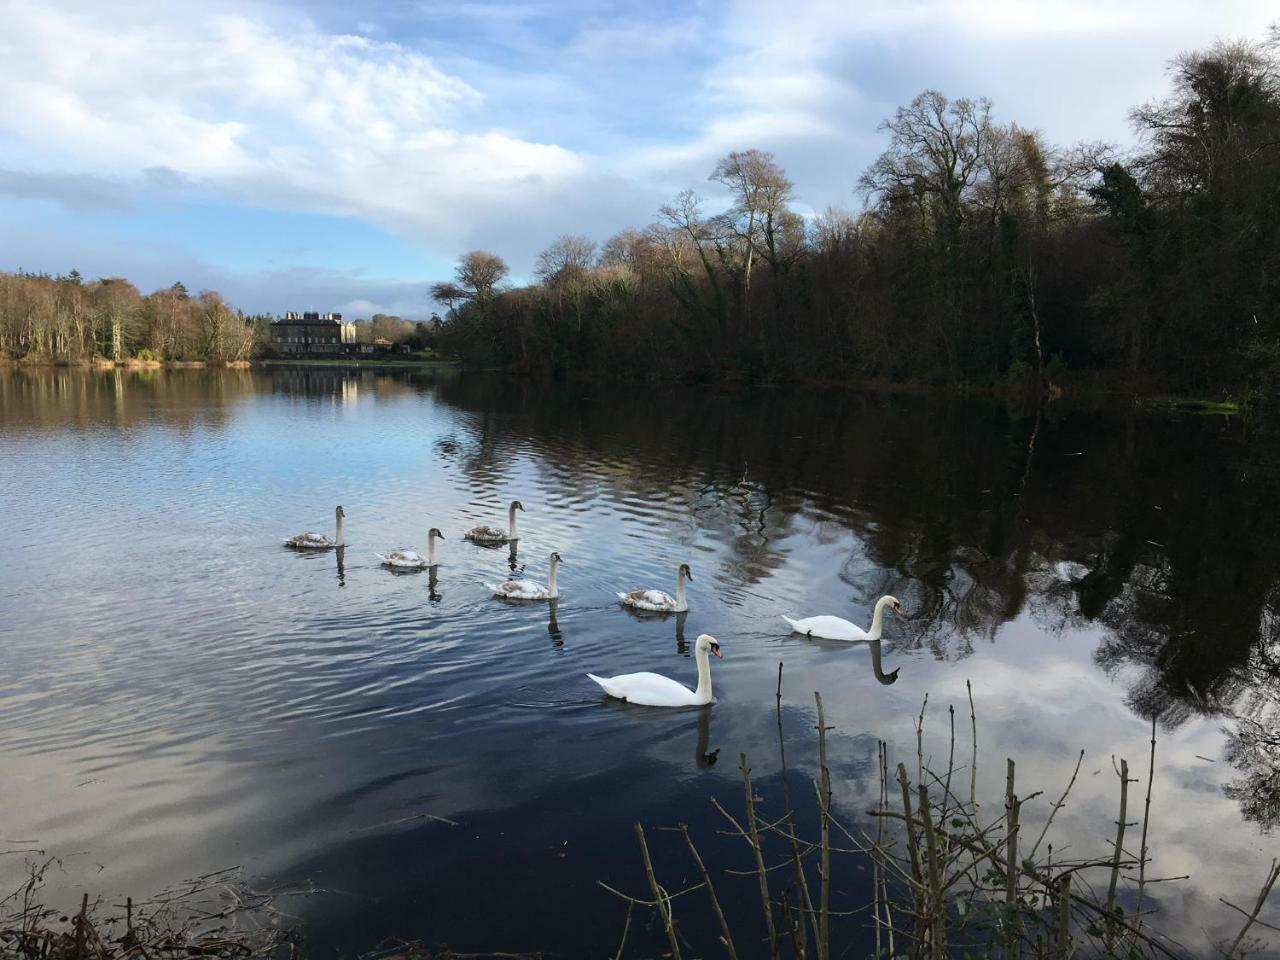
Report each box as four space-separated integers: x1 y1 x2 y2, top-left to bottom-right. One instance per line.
616 592 630 603
782 616 802 632
586 673 618 698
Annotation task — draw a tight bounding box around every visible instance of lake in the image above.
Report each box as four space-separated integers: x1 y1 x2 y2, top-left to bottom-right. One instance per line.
1 366 1277 957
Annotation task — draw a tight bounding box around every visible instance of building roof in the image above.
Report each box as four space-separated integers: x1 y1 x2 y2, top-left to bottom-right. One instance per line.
274 310 346 324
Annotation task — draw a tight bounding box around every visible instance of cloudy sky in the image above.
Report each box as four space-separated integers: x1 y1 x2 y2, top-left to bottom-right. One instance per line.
1 0 1273 318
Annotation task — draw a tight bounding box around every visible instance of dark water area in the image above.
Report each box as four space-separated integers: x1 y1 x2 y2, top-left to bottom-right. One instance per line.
1 366 1278 957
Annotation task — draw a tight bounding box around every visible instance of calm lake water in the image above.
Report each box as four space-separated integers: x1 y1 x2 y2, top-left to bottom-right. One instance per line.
1 366 1277 957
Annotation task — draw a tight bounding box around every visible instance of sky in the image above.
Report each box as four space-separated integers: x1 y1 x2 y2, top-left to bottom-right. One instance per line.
0 0 1275 320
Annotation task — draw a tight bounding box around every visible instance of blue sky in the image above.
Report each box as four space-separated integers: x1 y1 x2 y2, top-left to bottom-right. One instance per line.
0 0 1274 319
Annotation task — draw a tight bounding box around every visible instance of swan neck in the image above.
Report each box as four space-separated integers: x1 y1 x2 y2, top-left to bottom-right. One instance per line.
548 556 558 597
428 530 437 566
508 504 518 539
694 644 712 702
676 568 688 610
868 598 887 640
336 513 345 546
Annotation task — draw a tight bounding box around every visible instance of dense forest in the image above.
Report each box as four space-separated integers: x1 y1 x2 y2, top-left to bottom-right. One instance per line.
0 270 438 364
433 31 1280 395
0 272 262 364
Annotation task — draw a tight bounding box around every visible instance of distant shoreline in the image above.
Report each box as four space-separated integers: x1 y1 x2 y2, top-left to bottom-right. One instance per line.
0 356 1243 413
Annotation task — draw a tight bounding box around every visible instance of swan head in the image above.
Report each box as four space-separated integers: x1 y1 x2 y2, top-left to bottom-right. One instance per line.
550 551 562 563
336 505 345 518
511 500 525 512
429 527 445 538
679 562 693 581
884 595 902 615
696 634 723 659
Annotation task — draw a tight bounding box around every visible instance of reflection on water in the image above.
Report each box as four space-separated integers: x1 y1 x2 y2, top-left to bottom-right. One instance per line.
1 366 1278 956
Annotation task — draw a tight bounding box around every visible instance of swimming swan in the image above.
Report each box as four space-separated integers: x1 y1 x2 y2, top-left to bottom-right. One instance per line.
487 551 561 600
782 595 901 642
587 634 722 707
286 505 345 549
378 528 444 569
617 563 692 612
465 500 523 543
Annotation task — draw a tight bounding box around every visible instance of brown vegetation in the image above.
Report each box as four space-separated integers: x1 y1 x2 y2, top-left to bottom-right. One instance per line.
435 32 1280 398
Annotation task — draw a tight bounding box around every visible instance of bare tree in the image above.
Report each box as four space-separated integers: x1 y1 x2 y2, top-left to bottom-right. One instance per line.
709 150 795 329
535 234 597 288
454 250 509 302
860 90 992 241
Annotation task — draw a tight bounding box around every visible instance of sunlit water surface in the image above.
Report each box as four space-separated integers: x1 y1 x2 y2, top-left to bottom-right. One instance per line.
1 367 1277 957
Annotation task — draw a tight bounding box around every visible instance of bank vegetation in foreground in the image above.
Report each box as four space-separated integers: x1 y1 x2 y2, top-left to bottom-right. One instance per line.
7 675 1275 960
604 670 1279 960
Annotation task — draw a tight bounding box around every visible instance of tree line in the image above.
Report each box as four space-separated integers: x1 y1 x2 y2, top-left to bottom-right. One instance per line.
433 31 1280 394
0 271 261 364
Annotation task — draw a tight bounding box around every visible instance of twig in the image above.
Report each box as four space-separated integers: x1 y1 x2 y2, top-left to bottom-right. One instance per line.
1223 859 1280 960
1134 716 1157 929
1106 758 1130 918
1005 759 1020 960
814 691 831 960
678 824 737 960
967 680 978 812
634 823 681 960
612 902 631 960
739 754 779 959
774 662 817 952
1028 750 1085 862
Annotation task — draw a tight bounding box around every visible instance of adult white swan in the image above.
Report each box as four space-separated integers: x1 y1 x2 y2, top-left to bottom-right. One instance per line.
285 506 344 549
588 633 722 707
782 595 902 641
617 563 692 613
465 500 523 543
487 551 561 600
377 527 444 570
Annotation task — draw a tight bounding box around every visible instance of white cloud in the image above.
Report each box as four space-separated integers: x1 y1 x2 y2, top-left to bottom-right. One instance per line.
1 0 1277 305
0 0 588 261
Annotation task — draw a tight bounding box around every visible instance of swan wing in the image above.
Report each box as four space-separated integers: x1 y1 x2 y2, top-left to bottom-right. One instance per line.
619 589 675 611
287 532 334 548
783 615 866 641
466 525 508 542
490 579 548 600
587 672 700 707
382 550 426 567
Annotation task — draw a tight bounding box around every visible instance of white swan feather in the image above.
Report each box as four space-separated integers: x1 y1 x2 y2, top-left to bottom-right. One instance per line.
587 634 722 707
783 596 901 642
488 551 560 601
286 506 344 550
465 500 524 543
618 563 691 613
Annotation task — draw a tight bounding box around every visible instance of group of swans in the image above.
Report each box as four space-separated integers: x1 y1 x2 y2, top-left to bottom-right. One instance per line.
285 503 903 710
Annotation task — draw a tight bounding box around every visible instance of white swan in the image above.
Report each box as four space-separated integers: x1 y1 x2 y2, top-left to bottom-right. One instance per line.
782 595 902 641
285 505 345 549
487 551 561 600
588 634 722 707
618 563 692 613
465 500 523 543
378 527 444 570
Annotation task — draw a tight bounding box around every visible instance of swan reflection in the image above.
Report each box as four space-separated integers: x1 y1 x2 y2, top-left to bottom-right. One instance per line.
695 705 719 768
547 599 563 649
